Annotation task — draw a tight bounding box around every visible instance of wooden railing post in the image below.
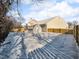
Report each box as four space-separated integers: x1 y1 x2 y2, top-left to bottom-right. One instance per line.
74 25 79 45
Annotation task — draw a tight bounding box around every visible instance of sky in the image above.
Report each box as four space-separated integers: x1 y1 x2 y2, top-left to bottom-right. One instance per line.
9 0 79 23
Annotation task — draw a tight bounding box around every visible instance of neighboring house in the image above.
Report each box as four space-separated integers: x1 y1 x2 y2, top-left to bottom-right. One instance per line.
27 16 68 32
27 18 38 26
27 18 38 30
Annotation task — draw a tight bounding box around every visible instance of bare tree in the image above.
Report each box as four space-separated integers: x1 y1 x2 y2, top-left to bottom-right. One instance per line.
67 22 73 29
72 20 78 26
0 0 14 43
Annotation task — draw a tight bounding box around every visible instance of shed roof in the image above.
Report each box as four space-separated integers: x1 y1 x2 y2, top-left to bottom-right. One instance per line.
38 16 62 24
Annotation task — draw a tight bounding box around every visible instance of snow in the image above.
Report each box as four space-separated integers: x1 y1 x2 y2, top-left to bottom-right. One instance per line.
0 32 79 59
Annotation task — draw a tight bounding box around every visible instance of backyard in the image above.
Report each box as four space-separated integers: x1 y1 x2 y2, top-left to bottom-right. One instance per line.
0 31 79 59
0 0 79 59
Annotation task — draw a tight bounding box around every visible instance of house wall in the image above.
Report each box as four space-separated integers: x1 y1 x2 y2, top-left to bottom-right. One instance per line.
47 17 68 29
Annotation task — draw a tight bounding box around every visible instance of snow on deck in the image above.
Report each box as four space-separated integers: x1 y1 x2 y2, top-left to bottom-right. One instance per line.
0 32 79 59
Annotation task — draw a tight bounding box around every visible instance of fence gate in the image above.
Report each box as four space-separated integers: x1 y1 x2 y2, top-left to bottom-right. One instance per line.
74 25 79 45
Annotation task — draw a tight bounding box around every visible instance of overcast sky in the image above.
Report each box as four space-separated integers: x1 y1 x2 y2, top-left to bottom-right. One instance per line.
9 0 79 23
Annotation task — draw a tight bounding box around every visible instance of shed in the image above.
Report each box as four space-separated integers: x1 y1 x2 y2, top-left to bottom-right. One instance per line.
38 16 68 32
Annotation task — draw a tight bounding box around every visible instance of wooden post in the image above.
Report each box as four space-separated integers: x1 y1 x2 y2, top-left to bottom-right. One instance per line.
74 25 79 45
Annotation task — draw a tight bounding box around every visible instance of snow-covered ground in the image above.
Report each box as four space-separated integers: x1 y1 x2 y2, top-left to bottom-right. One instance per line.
0 32 79 59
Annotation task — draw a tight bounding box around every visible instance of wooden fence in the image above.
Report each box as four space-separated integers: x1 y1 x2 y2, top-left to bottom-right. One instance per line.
48 28 73 34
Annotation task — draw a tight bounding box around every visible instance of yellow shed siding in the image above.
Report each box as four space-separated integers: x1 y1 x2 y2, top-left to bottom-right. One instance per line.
47 17 68 29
